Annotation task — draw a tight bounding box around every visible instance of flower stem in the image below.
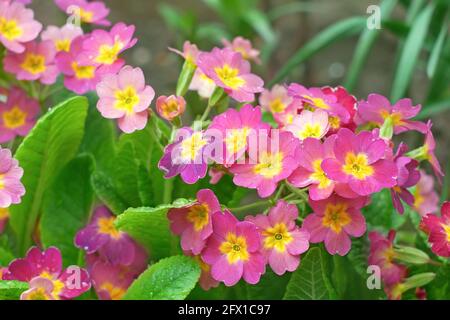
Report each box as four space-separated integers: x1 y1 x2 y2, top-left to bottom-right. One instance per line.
163 178 174 204
229 199 274 214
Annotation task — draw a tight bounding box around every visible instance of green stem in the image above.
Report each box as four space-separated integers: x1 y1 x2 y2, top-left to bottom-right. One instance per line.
200 101 215 122
229 199 274 214
163 178 174 204
428 259 444 267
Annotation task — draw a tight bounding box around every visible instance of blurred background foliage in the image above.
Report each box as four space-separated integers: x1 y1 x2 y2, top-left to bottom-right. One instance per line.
32 0 449 197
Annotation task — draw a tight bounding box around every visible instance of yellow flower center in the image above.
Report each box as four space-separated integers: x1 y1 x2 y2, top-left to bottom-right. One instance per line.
186 203 210 232
0 17 22 40
253 152 283 178
262 223 293 252
100 282 126 300
304 96 330 110
24 288 51 300
55 39 71 52
269 98 286 113
0 174 4 190
39 272 64 299
380 110 403 126
96 41 123 65
21 53 46 75
77 8 94 23
0 207 9 220
180 132 208 161
2 106 27 129
413 185 424 208
329 116 340 129
442 223 450 243
298 124 322 140
219 232 249 264
225 127 250 155
310 159 332 189
71 62 95 80
383 247 396 266
114 86 140 113
343 152 374 180
97 216 121 239
214 64 245 89
322 202 352 234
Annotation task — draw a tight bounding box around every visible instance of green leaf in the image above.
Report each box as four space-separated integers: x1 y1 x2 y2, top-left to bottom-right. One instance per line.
91 171 129 215
427 17 447 78
111 142 141 208
10 96 88 255
123 255 200 300
0 281 29 300
115 199 195 261
417 98 450 119
344 0 398 91
283 247 335 300
137 164 154 207
270 17 366 86
79 94 117 173
0 246 15 266
40 155 94 266
390 5 434 101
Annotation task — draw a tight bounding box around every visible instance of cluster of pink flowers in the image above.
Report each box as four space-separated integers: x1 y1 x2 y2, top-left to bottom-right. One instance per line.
75 206 148 300
168 189 309 288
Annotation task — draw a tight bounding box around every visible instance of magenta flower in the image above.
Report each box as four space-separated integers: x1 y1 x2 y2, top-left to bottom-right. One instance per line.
413 170 439 216
321 86 357 132
421 121 444 181
79 22 137 73
56 35 106 95
321 128 397 196
75 206 139 266
259 85 293 116
197 47 264 102
168 189 221 255
0 207 8 234
87 248 147 300
3 246 91 300
288 136 337 200
156 95 186 121
158 127 212 184
0 147 25 208
273 102 300 128
230 130 299 198
0 1 42 53
368 231 406 285
96 65 155 133
288 83 351 126
209 104 270 165
421 202 450 258
390 144 420 214
41 24 83 52
356 94 427 134
4 40 59 84
222 36 261 64
303 195 367 256
246 201 309 275
202 211 265 286
54 0 110 26
284 109 330 141
0 87 39 143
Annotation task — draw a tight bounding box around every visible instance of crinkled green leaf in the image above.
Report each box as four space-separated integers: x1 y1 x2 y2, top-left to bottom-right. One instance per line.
40 155 94 266
283 247 335 300
10 96 88 255
91 171 129 215
0 281 29 300
116 199 195 261
123 255 200 300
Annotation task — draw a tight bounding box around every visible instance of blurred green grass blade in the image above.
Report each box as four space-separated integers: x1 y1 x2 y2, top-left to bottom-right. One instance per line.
416 98 450 119
427 16 448 78
270 17 366 86
441 163 450 202
390 4 434 102
344 0 398 91
243 9 278 62
406 0 426 23
268 2 321 20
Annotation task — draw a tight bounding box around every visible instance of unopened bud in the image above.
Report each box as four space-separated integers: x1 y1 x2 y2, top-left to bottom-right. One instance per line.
156 95 186 122
403 273 436 291
394 246 430 265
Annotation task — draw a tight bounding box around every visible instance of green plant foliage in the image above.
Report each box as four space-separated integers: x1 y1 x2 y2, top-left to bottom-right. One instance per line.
9 96 88 255
123 255 200 300
40 155 94 266
0 281 28 300
115 199 195 261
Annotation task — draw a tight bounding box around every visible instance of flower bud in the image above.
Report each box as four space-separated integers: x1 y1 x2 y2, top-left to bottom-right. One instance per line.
394 246 430 265
402 273 435 291
156 95 186 121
